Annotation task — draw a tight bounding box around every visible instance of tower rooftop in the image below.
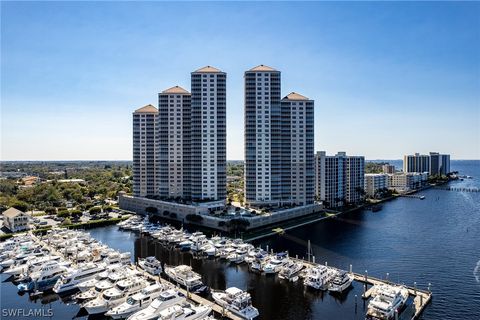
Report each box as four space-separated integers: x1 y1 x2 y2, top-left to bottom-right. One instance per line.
194 66 222 73
161 86 190 94
283 92 309 101
249 64 278 72
134 104 158 113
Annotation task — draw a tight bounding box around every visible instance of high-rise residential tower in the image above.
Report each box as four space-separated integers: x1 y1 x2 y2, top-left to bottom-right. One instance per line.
244 65 314 207
158 86 191 199
281 93 315 205
403 153 430 173
132 104 159 197
244 65 281 206
191 66 227 201
429 152 451 176
315 151 365 208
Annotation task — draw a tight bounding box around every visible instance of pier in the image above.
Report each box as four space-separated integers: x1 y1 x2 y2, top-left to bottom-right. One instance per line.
290 257 432 320
398 194 426 200
434 186 480 192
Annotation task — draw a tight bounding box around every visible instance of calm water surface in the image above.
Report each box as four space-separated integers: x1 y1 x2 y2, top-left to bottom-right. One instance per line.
1 160 479 319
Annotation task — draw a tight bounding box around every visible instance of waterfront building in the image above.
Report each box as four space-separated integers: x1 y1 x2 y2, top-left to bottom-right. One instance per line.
158 86 191 199
382 164 395 174
281 93 315 206
315 152 365 208
403 153 430 174
133 104 158 197
364 174 389 198
387 172 428 192
190 66 227 201
2 207 31 233
315 151 347 208
429 152 451 176
244 65 314 207
346 156 366 204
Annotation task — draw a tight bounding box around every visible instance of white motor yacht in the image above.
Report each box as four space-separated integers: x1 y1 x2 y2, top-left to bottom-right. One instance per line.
366 285 409 320
83 277 149 314
303 265 333 290
164 265 208 294
157 303 211 320
17 261 68 292
105 283 165 319
262 252 288 274
278 260 304 281
53 262 106 294
328 270 354 293
138 256 162 275
127 289 186 320
212 287 259 319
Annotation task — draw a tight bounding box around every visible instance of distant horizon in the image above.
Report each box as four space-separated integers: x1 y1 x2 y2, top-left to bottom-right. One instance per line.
1 158 479 163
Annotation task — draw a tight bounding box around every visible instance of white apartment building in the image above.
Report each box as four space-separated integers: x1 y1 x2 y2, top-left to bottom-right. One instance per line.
190 66 227 201
158 86 191 198
132 104 158 197
364 174 389 198
388 172 428 192
244 65 314 207
315 152 365 208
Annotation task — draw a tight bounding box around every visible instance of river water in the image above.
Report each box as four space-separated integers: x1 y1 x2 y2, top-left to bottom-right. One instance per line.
1 160 479 319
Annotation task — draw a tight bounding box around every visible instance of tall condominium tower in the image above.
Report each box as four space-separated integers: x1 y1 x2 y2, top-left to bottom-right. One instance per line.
429 152 450 176
315 151 365 208
132 105 159 197
403 153 430 173
281 93 315 205
191 66 227 201
245 65 281 206
244 65 314 207
158 86 191 199
315 151 347 208
346 155 365 204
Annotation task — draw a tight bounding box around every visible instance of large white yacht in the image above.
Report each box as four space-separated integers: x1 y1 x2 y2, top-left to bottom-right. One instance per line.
2 255 61 276
157 303 211 320
17 261 68 292
77 263 124 292
138 256 162 275
53 262 106 294
278 260 304 281
303 265 333 290
83 277 149 314
328 270 354 293
164 265 208 294
212 287 259 319
105 283 165 319
366 285 409 320
127 289 186 320
76 269 135 302
262 252 288 274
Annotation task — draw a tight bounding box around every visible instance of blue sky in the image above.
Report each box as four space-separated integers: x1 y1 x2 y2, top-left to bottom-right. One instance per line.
1 1 479 160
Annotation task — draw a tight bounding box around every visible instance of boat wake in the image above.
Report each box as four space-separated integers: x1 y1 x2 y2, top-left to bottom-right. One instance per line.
474 259 480 284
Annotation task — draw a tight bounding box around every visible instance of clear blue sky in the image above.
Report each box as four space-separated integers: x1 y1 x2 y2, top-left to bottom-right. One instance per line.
1 1 479 160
